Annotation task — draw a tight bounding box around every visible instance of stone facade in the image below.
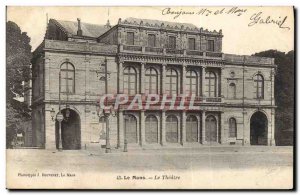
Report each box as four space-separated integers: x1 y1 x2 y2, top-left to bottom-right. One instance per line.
31 18 276 150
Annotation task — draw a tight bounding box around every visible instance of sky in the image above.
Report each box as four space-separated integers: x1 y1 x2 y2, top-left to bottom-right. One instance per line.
6 6 294 55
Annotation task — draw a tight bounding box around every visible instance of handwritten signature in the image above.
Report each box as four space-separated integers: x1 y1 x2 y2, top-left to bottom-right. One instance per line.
248 12 290 30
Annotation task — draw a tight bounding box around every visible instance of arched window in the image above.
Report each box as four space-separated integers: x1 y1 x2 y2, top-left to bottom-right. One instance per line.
124 114 138 143
166 115 178 143
229 83 236 99
60 62 75 94
229 117 237 138
186 70 198 95
123 66 137 95
205 115 217 142
254 74 264 99
166 68 178 95
205 71 216 97
145 68 158 94
186 115 198 142
145 115 158 143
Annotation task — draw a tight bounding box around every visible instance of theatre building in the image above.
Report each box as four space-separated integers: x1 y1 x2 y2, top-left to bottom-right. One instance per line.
31 17 276 150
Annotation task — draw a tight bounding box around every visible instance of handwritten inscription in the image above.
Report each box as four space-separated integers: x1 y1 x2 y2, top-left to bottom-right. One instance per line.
117 175 180 181
162 7 247 19
248 12 290 30
161 7 291 30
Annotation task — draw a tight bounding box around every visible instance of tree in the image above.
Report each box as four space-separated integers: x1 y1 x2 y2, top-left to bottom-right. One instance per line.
6 21 32 148
253 50 294 145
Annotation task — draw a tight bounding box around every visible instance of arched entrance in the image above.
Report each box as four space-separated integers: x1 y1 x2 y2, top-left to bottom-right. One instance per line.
166 115 178 143
250 111 268 145
56 109 81 150
205 115 217 143
186 115 198 142
145 115 158 143
124 114 138 143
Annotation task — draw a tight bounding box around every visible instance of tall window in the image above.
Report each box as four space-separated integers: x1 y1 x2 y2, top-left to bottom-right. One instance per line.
207 40 215 52
126 32 134 45
168 36 176 49
145 115 158 143
229 118 237 138
166 68 178 95
186 70 198 95
254 74 264 99
205 71 216 97
229 83 236 99
123 66 137 95
60 62 75 94
145 68 158 94
166 115 178 143
188 38 196 50
148 34 156 47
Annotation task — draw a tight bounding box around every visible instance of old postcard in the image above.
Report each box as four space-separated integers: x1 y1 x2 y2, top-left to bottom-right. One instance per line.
6 6 294 189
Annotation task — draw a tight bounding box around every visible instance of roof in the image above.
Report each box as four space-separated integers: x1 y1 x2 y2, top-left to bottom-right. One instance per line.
54 19 110 38
122 17 198 30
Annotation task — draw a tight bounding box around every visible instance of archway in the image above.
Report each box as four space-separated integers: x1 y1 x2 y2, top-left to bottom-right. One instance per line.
250 111 268 145
186 115 198 142
124 114 138 143
145 115 158 143
56 109 81 150
205 115 217 143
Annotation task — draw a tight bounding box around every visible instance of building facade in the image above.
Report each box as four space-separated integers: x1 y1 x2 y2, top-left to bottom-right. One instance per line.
31 17 276 150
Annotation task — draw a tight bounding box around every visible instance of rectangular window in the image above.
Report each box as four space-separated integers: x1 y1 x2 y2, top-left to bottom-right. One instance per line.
168 36 176 49
126 32 134 45
207 40 215 52
188 38 196 50
148 34 156 47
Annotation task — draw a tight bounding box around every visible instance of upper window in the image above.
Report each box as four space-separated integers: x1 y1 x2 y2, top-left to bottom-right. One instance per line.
166 68 178 95
145 67 158 94
188 38 196 50
229 83 236 99
123 66 137 95
60 62 75 94
254 74 264 99
148 34 156 47
205 71 217 97
229 118 237 138
207 40 215 52
126 32 134 45
168 36 176 49
186 70 198 95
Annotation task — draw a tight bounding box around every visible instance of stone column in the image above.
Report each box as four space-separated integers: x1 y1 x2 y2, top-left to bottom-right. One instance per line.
201 67 206 97
201 111 206 144
161 110 166 146
161 63 167 94
118 61 124 94
182 64 187 94
220 112 225 144
118 110 124 148
268 109 276 146
181 111 186 145
140 110 146 146
140 62 145 94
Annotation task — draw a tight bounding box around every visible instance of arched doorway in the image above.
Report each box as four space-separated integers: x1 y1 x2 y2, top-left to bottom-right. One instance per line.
186 115 198 142
55 109 81 150
205 115 217 143
124 114 138 143
145 115 158 143
250 111 268 145
166 115 178 143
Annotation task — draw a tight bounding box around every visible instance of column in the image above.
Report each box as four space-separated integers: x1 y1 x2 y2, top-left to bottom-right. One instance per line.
201 67 206 97
118 110 124 148
140 62 145 94
201 111 206 144
161 63 166 94
161 110 166 146
182 64 186 94
268 109 276 146
220 112 225 144
118 61 123 94
181 111 186 145
140 110 145 146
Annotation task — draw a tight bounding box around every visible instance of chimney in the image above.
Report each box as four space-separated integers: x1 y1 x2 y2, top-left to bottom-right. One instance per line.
77 18 82 36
